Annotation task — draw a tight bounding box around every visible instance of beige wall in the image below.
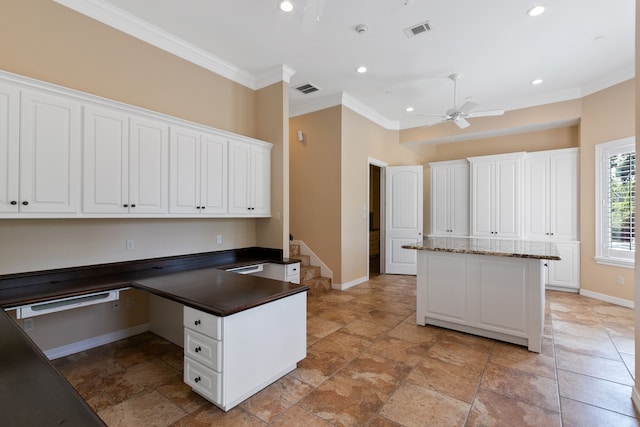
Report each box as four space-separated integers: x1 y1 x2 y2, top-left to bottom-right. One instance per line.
634 0 639 407
580 79 636 301
0 0 284 349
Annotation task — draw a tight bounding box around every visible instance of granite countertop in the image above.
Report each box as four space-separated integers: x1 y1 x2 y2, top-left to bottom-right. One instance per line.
402 236 561 260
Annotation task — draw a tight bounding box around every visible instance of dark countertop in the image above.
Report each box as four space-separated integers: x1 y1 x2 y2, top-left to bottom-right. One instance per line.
0 247 307 427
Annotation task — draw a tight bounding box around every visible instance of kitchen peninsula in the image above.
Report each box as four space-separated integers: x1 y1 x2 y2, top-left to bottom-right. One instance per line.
403 236 560 352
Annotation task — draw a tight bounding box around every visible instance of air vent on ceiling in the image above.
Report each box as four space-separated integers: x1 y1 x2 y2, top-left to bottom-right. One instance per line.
403 20 432 38
295 83 320 95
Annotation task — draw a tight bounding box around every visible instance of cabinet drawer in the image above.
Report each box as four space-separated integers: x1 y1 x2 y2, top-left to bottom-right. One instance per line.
286 263 299 277
184 328 221 371
184 357 221 403
184 306 221 340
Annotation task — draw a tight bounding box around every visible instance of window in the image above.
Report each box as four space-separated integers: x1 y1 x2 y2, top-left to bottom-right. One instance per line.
595 136 636 268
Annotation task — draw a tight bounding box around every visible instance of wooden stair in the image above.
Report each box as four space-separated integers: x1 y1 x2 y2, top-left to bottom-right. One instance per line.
290 243 332 295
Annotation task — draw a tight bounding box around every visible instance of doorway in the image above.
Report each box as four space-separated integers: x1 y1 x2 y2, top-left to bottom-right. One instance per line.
369 163 382 277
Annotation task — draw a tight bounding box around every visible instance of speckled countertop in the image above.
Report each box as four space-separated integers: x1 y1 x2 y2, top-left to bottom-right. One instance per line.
402 236 561 260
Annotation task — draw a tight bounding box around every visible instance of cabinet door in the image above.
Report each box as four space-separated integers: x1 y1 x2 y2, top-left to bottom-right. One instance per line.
200 134 227 214
20 90 81 213
548 242 580 289
430 166 450 236
0 83 19 213
169 126 201 214
471 161 494 237
228 140 251 214
250 144 271 216
494 158 521 238
83 105 129 213
550 153 578 240
450 163 469 236
524 155 549 240
129 116 168 214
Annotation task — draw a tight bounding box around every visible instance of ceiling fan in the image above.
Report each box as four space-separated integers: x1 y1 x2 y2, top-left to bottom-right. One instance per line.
420 73 505 129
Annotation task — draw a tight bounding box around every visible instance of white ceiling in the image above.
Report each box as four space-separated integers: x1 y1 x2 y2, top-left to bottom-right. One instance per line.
62 0 634 130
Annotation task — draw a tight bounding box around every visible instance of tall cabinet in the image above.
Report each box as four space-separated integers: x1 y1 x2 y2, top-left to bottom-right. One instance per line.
524 148 580 289
468 153 525 239
430 160 469 236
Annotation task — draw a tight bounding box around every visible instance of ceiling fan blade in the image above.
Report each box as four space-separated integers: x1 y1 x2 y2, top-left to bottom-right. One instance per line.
467 109 505 118
417 113 447 118
457 101 478 114
454 118 470 129
301 0 326 33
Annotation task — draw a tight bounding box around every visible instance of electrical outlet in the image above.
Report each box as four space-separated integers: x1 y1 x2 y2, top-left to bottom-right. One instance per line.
618 276 625 285
127 296 134 308
112 301 120 312
23 318 34 332
216 235 222 244
126 240 135 251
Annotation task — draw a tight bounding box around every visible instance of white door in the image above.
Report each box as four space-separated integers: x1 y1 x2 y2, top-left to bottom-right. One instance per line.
200 133 227 214
0 83 19 213
384 166 423 275
169 126 201 214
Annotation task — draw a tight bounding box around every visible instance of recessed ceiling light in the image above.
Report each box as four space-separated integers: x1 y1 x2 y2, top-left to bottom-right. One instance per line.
526 5 546 17
531 78 543 85
356 66 367 73
406 107 414 112
278 0 294 12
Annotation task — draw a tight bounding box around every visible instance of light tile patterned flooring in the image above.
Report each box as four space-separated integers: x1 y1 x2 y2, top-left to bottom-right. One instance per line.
53 275 639 426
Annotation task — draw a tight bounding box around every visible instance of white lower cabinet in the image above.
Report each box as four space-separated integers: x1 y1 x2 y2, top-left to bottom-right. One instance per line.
545 241 580 290
251 262 301 284
183 292 306 411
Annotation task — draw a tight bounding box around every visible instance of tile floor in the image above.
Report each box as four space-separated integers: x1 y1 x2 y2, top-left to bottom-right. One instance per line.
53 274 640 426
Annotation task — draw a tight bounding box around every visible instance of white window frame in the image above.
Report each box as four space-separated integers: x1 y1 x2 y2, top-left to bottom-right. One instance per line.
595 136 635 268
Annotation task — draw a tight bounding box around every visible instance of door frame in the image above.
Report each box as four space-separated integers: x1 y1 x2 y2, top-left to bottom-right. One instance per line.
368 157 388 278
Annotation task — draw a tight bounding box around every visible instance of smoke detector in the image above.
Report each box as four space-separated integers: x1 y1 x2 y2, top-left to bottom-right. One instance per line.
355 24 368 34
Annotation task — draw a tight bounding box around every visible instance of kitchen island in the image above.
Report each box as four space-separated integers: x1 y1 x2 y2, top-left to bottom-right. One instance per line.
403 237 560 352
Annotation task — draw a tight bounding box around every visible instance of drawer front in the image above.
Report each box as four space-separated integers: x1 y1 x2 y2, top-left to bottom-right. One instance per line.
286 263 299 276
184 306 221 340
184 357 221 404
184 328 221 371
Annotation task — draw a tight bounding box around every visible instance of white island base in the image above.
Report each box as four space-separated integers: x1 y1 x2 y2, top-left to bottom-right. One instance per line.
416 251 545 352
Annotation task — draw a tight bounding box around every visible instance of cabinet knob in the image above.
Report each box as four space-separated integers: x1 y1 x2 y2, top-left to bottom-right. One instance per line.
123 204 128 208
195 346 202 353
131 204 136 208
10 201 17 205
194 376 201 383
550 233 554 236
194 320 201 326
201 206 205 210
22 201 28 206
196 206 201 210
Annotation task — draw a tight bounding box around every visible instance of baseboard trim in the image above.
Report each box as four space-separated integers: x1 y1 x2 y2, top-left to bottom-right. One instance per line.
335 276 368 291
44 323 150 360
633 387 640 414
579 289 634 309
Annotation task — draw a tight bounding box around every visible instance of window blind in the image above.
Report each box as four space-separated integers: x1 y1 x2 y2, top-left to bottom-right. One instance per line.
607 151 635 252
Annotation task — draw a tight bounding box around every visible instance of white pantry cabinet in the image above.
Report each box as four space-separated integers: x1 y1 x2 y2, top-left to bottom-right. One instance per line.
228 139 271 216
0 83 19 213
15 90 82 214
83 105 169 214
469 153 525 239
524 148 579 241
430 160 469 236
169 126 227 215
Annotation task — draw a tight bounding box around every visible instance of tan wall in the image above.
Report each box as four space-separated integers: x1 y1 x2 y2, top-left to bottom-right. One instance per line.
580 79 636 301
634 0 639 405
289 107 343 278
0 0 279 350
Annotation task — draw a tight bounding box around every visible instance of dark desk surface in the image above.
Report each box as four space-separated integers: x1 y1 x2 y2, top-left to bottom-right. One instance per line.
0 248 307 427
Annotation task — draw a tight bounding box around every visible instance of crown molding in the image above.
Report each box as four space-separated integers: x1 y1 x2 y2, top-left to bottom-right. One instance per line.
53 0 265 89
255 65 297 89
581 64 635 97
341 93 400 130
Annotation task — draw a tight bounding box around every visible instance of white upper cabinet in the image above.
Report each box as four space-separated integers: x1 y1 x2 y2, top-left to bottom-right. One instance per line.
524 148 579 241
430 160 469 236
19 90 82 214
469 153 524 238
83 105 168 214
228 139 271 216
169 126 227 215
0 83 19 213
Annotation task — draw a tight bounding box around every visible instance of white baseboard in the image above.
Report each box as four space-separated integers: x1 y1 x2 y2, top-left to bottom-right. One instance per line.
335 276 368 291
579 289 634 309
44 323 150 360
633 387 640 414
